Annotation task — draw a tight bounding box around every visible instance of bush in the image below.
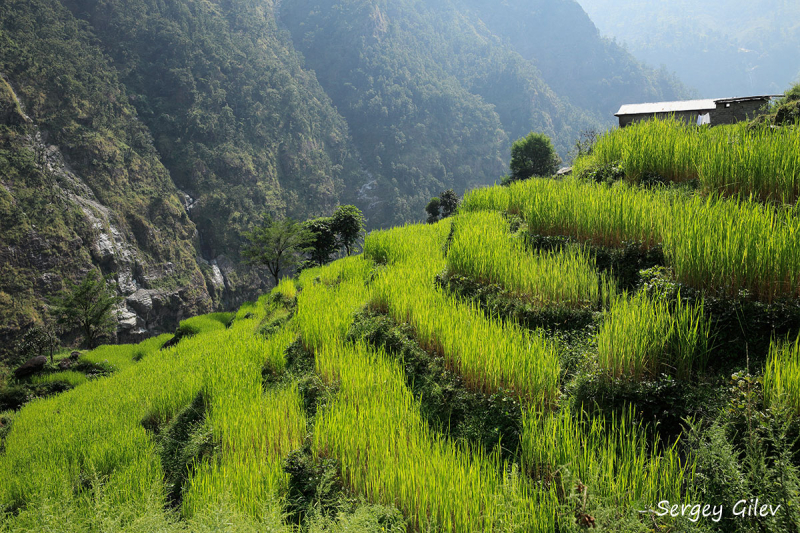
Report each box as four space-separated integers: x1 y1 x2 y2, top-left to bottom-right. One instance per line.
508 132 561 182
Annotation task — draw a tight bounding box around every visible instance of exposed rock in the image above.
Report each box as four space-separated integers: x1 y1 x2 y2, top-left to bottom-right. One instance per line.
126 289 154 316
117 307 139 331
13 356 48 378
209 260 226 291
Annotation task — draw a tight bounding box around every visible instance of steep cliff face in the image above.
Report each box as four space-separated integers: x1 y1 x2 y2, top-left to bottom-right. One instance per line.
58 0 368 258
0 0 216 349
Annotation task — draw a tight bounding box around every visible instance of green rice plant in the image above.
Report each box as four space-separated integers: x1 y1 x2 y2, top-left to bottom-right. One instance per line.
0 300 302 525
313 340 558 532
294 271 558 531
521 407 693 519
272 277 298 301
586 118 800 203
177 312 234 336
31 371 88 388
448 211 614 309
763 334 800 414
596 291 711 380
363 221 453 267
364 221 561 406
80 333 173 373
461 178 800 302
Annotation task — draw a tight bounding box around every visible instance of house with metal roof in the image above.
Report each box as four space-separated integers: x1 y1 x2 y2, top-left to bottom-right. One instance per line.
614 95 782 127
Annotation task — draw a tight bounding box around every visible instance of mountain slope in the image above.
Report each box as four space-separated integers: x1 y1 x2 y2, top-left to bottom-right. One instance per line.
0 0 213 346
59 0 367 258
578 0 800 97
279 0 688 226
456 0 690 116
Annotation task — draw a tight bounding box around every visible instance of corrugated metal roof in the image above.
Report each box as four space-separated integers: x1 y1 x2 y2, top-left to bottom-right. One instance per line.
615 99 717 116
615 95 783 116
715 95 783 103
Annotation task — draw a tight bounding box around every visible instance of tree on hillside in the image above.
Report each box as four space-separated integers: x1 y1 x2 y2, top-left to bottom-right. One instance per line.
13 324 59 365
508 132 561 183
439 189 459 218
425 197 441 224
242 215 312 286
305 217 338 266
50 270 121 349
425 189 459 223
331 205 365 256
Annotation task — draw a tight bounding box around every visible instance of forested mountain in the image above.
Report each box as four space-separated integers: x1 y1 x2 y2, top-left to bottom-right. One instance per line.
578 0 800 97
456 0 689 117
0 0 687 345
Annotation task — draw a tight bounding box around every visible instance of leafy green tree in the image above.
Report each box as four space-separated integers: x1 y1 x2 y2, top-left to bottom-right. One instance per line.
50 270 121 349
331 205 365 256
305 217 338 267
242 216 312 286
425 197 441 224
509 132 562 182
439 189 459 218
13 324 59 365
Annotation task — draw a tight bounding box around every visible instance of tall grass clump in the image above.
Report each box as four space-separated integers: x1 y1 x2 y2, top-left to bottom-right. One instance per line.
0 300 303 525
763 334 800 414
588 118 800 204
294 270 558 531
79 333 172 372
448 211 613 308
596 291 711 380
521 408 693 520
363 221 561 405
462 178 800 302
31 371 88 387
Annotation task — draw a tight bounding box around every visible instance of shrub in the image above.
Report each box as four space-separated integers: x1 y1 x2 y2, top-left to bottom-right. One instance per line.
508 132 561 182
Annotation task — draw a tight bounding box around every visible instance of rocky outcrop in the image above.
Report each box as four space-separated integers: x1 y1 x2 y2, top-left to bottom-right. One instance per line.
13 356 47 378
0 81 221 354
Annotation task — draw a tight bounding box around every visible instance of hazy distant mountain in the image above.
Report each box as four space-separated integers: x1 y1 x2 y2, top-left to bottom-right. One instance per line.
577 0 800 97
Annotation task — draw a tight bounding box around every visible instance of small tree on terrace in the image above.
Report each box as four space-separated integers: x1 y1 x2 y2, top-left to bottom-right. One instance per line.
425 197 441 224
439 189 459 218
50 269 121 349
425 189 459 223
509 132 561 183
242 215 312 285
305 217 338 266
331 205 365 255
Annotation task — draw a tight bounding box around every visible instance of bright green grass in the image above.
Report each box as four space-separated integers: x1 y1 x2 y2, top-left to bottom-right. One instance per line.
176 312 234 336
462 178 800 302
0 300 302 527
31 371 88 387
521 407 693 517
585 118 800 204
448 211 614 308
365 221 561 406
80 333 173 373
295 270 558 531
764 334 800 414
597 291 711 380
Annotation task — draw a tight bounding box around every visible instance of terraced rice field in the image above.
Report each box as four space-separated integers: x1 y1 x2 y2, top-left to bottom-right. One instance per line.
3 138 800 530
